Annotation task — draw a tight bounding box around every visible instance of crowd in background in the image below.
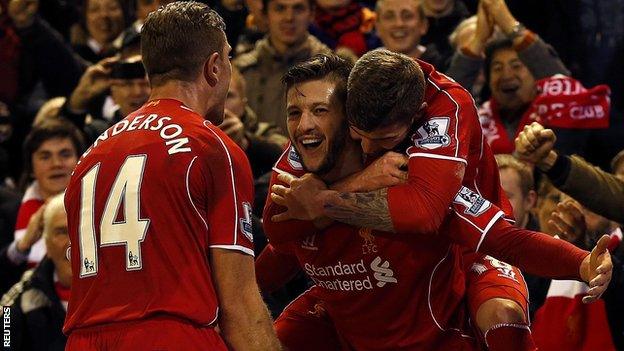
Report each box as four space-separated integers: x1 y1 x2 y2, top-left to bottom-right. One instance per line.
0 0 623 350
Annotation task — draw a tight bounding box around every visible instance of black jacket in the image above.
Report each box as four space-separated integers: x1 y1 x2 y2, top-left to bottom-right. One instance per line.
1 258 67 351
421 1 470 66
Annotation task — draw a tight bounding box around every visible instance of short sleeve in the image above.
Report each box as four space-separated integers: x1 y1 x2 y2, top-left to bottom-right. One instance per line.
199 129 255 256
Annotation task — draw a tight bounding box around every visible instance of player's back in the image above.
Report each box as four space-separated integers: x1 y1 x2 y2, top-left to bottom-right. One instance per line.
64 99 254 334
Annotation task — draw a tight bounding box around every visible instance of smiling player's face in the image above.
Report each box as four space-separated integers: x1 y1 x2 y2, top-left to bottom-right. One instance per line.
286 79 347 174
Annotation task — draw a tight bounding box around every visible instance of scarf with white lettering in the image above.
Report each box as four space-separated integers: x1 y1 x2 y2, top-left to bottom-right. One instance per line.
479 76 611 154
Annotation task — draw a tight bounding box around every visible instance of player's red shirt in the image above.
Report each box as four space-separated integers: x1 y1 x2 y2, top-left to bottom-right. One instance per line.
266 150 479 351
63 99 255 334
387 60 514 234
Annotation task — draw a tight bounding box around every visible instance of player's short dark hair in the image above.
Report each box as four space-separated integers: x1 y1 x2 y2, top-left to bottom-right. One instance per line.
282 53 353 112
347 49 426 131
141 1 226 86
262 0 314 13
20 118 85 190
484 38 514 85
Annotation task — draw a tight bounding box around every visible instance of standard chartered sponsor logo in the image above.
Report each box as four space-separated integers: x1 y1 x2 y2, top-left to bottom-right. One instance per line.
370 256 397 287
304 256 397 291
304 260 367 277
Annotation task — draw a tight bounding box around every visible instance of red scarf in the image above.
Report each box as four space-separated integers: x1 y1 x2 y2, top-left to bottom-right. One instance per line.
479 76 611 154
315 1 368 56
531 231 620 351
14 182 45 266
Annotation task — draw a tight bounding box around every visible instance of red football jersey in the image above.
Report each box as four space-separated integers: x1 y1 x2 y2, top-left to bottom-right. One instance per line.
63 99 255 334
387 60 513 234
266 150 479 351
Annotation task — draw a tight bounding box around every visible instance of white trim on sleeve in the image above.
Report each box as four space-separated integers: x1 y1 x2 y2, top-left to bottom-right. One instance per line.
210 244 255 257
408 152 468 165
205 129 240 245
476 210 505 252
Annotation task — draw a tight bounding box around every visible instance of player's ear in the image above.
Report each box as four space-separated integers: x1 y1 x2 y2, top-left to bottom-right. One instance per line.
203 52 220 87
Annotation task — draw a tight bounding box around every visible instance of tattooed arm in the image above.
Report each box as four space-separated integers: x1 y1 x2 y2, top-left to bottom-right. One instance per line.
271 152 408 232
321 189 395 232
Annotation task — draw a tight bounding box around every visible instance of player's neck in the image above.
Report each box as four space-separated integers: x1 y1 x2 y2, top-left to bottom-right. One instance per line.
320 139 363 183
149 81 210 117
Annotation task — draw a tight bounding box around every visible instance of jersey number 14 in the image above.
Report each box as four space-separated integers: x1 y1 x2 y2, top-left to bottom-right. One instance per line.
78 155 151 278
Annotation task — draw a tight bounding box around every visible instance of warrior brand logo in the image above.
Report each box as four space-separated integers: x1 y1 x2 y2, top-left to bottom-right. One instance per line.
453 187 491 216
239 202 254 242
301 235 318 250
287 146 303 170
413 117 451 149
370 256 397 287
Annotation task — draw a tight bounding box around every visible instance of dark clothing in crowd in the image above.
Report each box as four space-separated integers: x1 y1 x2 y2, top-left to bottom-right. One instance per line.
545 154 624 224
421 1 470 65
1 258 67 351
520 215 551 318
208 0 249 52
420 44 448 72
37 0 81 40
15 17 87 100
604 254 624 349
246 135 283 180
0 186 21 293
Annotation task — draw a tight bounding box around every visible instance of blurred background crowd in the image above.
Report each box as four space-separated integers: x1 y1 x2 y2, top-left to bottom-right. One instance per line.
0 0 623 350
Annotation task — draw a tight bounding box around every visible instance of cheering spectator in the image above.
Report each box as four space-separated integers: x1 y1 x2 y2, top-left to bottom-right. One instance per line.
0 193 70 351
0 118 83 295
234 0 331 135
6 0 86 103
374 0 446 69
61 55 150 142
447 0 612 158
71 0 126 63
516 122 624 224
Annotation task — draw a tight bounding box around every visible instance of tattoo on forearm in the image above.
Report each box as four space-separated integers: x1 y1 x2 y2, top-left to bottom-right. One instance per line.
323 188 395 232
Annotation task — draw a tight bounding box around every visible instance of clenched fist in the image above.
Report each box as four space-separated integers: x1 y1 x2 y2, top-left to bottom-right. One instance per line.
515 122 558 171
